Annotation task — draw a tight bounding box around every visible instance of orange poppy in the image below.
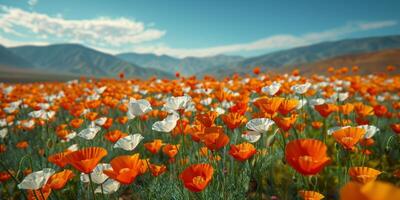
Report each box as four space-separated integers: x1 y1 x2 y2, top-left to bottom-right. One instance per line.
355 104 374 118
196 112 218 128
285 139 331 176
47 170 75 190
253 67 261 75
64 147 107 174
311 121 323 129
279 99 299 115
298 190 325 200
254 97 284 114
162 144 180 159
117 116 128 124
202 130 229 151
172 119 191 136
332 127 365 150
274 114 297 132
221 112 247 130
229 142 257 162
0 171 11 182
229 102 248 115
179 163 214 192
340 181 400 200
48 152 70 168
102 118 113 129
149 164 167 177
69 118 84 129
349 167 381 184
314 103 338 118
373 105 387 117
28 184 51 200
144 139 164 154
391 123 400 134
85 112 98 121
103 154 143 185
339 103 354 115
0 144 6 153
104 130 128 143
16 141 29 149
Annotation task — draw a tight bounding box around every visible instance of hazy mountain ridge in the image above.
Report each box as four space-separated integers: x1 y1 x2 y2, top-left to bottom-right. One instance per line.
117 53 244 75
0 45 35 69
7 44 173 79
204 35 400 77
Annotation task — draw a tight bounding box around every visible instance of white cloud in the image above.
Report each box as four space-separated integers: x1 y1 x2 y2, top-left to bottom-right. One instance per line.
0 5 165 47
133 20 397 58
28 0 38 7
0 35 48 47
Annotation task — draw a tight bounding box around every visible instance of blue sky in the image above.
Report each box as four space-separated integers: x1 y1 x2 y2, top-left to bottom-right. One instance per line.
0 0 399 58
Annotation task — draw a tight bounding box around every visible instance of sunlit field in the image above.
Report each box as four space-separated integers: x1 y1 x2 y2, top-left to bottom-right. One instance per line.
0 67 400 200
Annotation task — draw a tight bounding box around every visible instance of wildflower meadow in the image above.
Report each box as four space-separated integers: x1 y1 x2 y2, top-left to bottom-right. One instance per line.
0 67 400 200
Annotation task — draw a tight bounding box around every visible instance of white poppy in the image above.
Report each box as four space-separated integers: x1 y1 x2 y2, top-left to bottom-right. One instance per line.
3 86 14 95
200 98 212 106
182 87 191 93
38 103 50 110
261 82 281 96
94 86 107 94
0 119 6 127
65 131 77 140
78 126 101 140
114 134 144 151
291 82 312 94
4 105 18 114
211 107 225 116
357 125 379 139
22 120 35 129
163 96 192 111
338 92 349 102
67 144 79 152
95 179 120 194
296 99 308 110
221 100 234 109
0 128 7 139
132 85 140 93
309 98 325 106
87 94 100 101
246 118 275 133
241 131 261 143
95 117 107 126
80 163 111 184
152 113 180 133
327 126 350 135
18 168 55 190
128 99 152 118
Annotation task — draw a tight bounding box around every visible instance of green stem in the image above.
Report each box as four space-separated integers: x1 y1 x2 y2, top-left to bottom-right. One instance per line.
88 173 97 200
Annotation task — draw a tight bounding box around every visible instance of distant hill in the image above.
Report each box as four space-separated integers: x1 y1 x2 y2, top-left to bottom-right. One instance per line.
204 35 400 77
8 44 173 79
117 53 244 75
0 44 35 69
278 48 400 75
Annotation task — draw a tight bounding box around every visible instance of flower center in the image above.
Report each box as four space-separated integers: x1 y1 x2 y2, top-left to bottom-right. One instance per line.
192 176 205 185
299 155 313 162
119 168 131 174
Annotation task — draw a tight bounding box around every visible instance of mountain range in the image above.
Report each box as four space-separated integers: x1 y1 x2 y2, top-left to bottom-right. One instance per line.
1 35 400 82
204 35 400 76
117 53 243 75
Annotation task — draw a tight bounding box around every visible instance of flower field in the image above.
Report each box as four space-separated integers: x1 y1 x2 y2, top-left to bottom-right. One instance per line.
0 68 400 200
